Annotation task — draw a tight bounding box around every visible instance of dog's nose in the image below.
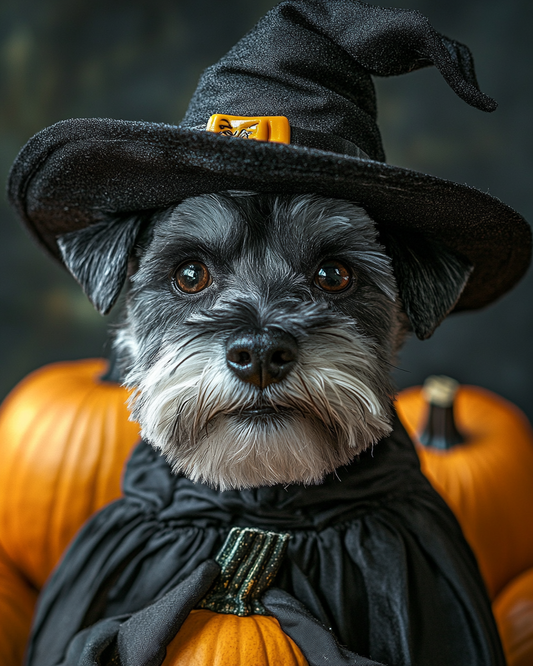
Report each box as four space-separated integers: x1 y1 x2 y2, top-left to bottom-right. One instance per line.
226 330 298 389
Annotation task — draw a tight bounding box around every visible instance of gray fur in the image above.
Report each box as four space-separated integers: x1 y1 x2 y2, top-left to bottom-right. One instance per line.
58 215 145 314
116 193 403 489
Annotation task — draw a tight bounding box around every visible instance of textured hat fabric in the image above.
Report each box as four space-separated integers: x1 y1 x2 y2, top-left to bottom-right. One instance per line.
7 0 531 312
181 0 497 158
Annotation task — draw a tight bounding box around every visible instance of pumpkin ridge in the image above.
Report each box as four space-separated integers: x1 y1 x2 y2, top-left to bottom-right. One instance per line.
253 614 269 662
82 377 128 514
1 372 71 583
48 376 105 568
81 386 117 516
30 374 97 584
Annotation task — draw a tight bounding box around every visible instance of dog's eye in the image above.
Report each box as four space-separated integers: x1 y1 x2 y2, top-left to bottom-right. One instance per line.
173 261 212 293
314 261 352 292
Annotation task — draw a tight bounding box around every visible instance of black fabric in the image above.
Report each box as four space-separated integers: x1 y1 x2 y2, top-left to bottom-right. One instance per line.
290 126 370 158
263 588 385 665
7 1 531 313
8 119 531 313
52 561 220 666
117 559 219 666
182 0 497 161
25 416 504 666
57 618 124 666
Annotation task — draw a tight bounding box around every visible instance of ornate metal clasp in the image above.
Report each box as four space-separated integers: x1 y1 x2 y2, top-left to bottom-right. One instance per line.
197 527 291 616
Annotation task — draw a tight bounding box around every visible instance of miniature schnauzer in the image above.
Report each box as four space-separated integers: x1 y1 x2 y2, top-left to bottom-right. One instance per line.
58 192 472 490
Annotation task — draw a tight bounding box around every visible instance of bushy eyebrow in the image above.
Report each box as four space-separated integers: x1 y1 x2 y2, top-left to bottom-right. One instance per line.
145 195 250 268
268 195 396 298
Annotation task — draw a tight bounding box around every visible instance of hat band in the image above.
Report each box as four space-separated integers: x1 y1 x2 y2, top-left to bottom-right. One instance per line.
202 114 369 160
290 126 369 159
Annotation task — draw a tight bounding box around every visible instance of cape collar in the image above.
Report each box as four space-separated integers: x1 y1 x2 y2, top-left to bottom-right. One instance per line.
124 414 428 531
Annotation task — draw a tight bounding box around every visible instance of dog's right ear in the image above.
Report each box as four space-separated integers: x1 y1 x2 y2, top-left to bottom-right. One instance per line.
57 216 145 315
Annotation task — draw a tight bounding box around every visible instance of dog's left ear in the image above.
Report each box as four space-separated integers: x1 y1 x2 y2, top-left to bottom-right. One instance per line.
57 216 145 315
382 230 474 340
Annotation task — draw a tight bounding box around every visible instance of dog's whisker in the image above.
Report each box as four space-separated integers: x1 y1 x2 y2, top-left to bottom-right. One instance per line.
193 378 217 429
168 349 205 374
296 375 336 429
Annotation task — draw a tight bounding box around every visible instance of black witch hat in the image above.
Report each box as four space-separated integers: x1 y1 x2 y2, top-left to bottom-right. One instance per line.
8 0 531 312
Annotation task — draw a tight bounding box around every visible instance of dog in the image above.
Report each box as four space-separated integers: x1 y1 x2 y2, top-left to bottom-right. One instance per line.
12 2 522 660
18 188 509 666
58 190 472 491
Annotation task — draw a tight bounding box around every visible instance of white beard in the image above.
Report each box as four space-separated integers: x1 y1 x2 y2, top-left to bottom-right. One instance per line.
123 324 393 491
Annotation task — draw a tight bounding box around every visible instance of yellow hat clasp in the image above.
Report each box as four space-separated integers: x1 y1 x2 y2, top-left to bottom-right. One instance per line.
206 114 290 144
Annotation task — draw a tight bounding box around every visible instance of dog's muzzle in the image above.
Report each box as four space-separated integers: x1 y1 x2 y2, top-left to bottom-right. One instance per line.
225 329 298 389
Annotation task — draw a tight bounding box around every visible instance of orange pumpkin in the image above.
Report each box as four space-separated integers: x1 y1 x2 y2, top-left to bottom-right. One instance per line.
164 609 307 665
396 383 533 600
492 567 533 666
161 527 308 666
0 359 140 589
0 359 140 666
0 544 38 666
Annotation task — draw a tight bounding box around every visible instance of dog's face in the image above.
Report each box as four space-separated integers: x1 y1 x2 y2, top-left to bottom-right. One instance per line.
116 194 402 489
58 192 473 490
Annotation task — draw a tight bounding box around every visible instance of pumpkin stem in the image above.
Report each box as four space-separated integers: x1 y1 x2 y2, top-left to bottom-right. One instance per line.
419 375 466 450
198 527 290 617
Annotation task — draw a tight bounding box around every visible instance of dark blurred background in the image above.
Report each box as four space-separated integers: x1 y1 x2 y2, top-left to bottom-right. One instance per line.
1 0 532 420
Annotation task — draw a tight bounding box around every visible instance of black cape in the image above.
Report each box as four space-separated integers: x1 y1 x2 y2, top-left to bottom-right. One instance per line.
25 415 504 666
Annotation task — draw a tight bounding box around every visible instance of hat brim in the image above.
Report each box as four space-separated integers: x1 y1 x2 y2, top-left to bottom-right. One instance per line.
8 117 531 312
